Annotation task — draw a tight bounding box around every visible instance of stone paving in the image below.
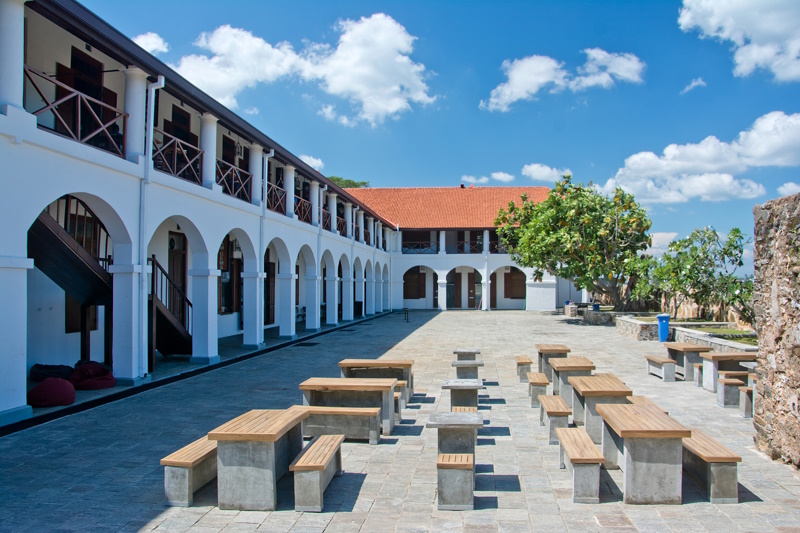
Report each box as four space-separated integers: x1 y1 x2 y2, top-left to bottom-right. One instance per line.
2 311 800 532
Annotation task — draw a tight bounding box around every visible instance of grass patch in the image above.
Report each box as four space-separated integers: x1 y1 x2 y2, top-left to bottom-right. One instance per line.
637 316 711 323
694 327 753 335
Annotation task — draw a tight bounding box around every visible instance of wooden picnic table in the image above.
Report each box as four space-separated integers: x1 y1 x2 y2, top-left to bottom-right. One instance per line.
569 374 632 444
550 356 595 404
596 403 691 504
664 342 713 381
208 409 309 510
299 377 397 435
338 358 414 397
535 344 571 381
699 351 757 392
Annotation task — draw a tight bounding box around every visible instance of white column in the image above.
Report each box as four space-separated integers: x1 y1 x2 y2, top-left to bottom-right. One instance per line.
383 228 390 252
355 275 364 316
305 274 321 331
189 269 221 365
0 0 25 112
357 211 365 243
396 231 403 252
481 266 490 311
242 271 264 347
249 143 263 207
325 275 338 325
344 203 353 238
483 229 490 254
464 231 470 254
341 274 354 321
439 230 446 254
375 276 383 312
327 193 338 233
123 67 148 163
377 223 383 249
283 166 296 218
277 272 296 337
366 217 374 246
310 181 320 226
437 279 447 311
108 263 143 383
199 113 218 190
365 278 375 315
0 257 33 424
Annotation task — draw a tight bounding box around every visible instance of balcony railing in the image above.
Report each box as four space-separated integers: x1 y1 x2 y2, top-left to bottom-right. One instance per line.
216 159 252 202
354 226 360 241
402 241 438 254
364 229 371 246
152 128 202 184
337 216 347 237
489 241 508 254
322 209 332 231
24 65 128 158
447 241 482 254
295 196 312 224
266 182 286 214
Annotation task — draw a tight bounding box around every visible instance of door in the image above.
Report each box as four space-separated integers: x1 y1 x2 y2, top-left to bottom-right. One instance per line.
467 271 476 308
167 232 187 323
452 272 462 308
490 272 497 309
265 249 275 325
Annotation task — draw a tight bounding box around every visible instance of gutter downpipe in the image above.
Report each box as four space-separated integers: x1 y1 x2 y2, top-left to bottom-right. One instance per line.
315 184 327 323
260 149 274 342
138 74 165 379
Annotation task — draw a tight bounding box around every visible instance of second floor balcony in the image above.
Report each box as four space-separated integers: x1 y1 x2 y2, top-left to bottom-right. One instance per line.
153 128 202 184
402 241 438 254
295 196 312 224
216 159 252 203
322 209 332 231
337 216 347 237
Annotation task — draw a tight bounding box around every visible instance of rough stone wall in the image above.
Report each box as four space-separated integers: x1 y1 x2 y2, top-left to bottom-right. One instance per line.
753 193 800 467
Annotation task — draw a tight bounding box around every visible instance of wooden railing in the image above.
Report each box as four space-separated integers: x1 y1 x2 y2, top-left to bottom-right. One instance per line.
402 241 438 254
44 194 113 270
364 229 371 246
24 65 128 158
447 241 482 254
216 159 252 202
152 128 202 184
322 209 332 231
489 241 508 254
354 226 361 241
266 182 286 214
149 255 192 334
295 196 312 224
337 216 347 237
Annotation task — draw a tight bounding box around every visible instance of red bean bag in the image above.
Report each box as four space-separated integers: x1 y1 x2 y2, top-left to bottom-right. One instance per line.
69 361 116 390
27 378 76 407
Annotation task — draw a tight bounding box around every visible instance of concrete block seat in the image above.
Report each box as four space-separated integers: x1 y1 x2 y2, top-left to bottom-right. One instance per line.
395 381 408 409
682 430 742 504
515 355 533 383
452 359 484 380
539 395 571 445
645 355 677 382
556 427 605 504
739 386 753 418
527 372 549 407
437 453 474 510
160 436 218 507
289 405 381 445
289 434 344 512
717 378 745 408
394 392 403 423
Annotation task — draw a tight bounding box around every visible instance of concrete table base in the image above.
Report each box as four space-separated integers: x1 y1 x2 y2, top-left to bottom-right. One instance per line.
529 384 547 407
717 382 741 408
302 411 380 445
539 352 568 382
438 467 474 510
341 367 413 401
740 389 753 418
303 389 394 436
452 360 484 380
623 438 683 504
443 379 484 409
702 360 743 392
585 396 628 444
558 453 601 504
438 427 477 455
540 410 569 445
556 369 592 407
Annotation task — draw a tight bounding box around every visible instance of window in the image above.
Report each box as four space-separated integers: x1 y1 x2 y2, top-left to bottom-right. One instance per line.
217 235 241 314
504 268 526 299
403 267 427 299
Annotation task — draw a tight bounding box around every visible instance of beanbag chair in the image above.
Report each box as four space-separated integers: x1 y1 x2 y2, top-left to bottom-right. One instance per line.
29 364 74 382
69 361 116 390
27 378 75 407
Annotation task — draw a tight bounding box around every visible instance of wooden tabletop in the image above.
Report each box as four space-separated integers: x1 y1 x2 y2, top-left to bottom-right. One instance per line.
299 377 397 391
338 359 414 369
550 356 595 372
664 342 713 353
596 404 691 439
208 409 308 443
569 374 631 397
699 351 757 362
535 344 571 354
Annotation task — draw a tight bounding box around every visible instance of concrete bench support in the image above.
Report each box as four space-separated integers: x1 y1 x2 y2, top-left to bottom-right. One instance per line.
290 435 344 512
452 360 484 380
160 436 218 507
527 372 549 407
437 454 474 510
692 363 703 387
682 430 741 504
515 356 532 383
556 428 604 504
739 386 753 418
539 395 570 445
645 356 676 382
624 437 683 504
717 379 744 408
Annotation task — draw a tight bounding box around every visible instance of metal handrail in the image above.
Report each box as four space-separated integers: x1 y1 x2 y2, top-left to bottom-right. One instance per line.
148 254 193 334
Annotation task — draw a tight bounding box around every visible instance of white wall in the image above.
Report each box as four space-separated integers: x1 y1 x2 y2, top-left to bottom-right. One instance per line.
491 267 526 310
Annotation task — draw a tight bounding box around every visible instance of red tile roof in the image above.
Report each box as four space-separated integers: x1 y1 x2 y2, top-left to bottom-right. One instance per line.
345 186 550 230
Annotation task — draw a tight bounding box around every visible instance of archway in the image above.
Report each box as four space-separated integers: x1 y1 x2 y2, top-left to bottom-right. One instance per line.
489 265 527 310
265 237 293 337
353 257 364 318
402 264 437 310
212 228 257 346
339 254 353 321
296 244 319 331
445 266 483 310
374 261 382 312
320 250 337 326
365 259 374 315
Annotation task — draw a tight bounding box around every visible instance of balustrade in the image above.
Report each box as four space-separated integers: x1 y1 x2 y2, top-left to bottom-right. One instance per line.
152 128 202 184
295 196 312 224
402 241 438 254
322 209 332 231
337 216 347 237
266 182 286 214
216 159 252 202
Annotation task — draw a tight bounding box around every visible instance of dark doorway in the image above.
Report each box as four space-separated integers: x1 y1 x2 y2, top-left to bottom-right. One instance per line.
168 232 187 323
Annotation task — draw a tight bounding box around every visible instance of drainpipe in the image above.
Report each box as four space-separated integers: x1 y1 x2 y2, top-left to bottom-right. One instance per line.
260 149 274 273
138 74 165 378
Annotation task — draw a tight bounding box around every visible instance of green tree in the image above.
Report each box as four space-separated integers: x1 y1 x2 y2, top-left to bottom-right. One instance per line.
329 176 369 188
495 175 652 310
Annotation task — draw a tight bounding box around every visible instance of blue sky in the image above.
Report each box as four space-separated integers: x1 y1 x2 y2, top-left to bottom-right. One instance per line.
84 0 800 272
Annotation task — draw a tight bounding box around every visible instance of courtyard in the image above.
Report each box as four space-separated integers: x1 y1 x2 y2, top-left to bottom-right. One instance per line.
1 310 799 532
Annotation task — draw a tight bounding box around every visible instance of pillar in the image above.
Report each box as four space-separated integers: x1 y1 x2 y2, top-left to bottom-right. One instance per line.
327 193 338 233
249 143 263 207
437 279 447 311
283 166 296 218
355 274 364 317
277 272 296 338
397 231 403 252
483 229 490 254
199 113 218 190
108 263 143 384
310 181 320 226
0 256 33 424
366 217 374 246
375 275 383 312
0 0 25 112
357 211 365 243
242 271 264 347
123 67 148 163
439 230 446 254
377 223 383 249
481 277 490 311
187 269 221 364
383 228 390 252
325 275 338 325
344 203 353 238
341 274 354 321
305 274 321 331
365 278 375 315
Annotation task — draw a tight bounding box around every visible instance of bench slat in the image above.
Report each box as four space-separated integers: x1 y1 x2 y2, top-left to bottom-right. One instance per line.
527 372 549 386
683 430 742 463
535 344 571 354
538 395 571 416
451 406 478 413
555 428 604 464
514 355 532 365
718 378 746 386
161 436 217 468
290 434 345 472
437 453 474 469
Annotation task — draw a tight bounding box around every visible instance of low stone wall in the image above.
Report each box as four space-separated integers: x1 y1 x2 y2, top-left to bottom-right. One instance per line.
616 316 659 341
585 311 656 326
615 316 748 346
673 327 757 352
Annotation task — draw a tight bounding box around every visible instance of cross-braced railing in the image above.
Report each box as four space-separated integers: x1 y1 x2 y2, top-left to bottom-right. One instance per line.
266 182 286 214
295 197 312 224
322 209 332 231
402 241 438 254
216 159 252 202
337 216 347 237
152 128 202 184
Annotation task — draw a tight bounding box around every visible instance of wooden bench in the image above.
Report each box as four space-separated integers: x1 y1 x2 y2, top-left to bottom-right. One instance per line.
395 380 408 406
692 363 703 387
719 370 750 381
527 372 549 407
394 391 403 423
682 430 741 504
160 436 218 506
555 427 604 503
539 395 571 445
515 355 532 383
437 453 474 510
739 386 753 418
645 355 677 382
717 378 745 408
451 406 478 413
290 434 344 512
289 405 381 445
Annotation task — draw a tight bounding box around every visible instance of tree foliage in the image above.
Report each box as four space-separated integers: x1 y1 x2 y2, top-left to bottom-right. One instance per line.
495 175 652 309
329 176 369 189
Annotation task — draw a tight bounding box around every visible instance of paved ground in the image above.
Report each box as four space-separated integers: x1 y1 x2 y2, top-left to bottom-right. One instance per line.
2 311 799 532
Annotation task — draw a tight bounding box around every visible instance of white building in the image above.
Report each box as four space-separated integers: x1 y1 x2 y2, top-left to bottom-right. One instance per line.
0 0 567 426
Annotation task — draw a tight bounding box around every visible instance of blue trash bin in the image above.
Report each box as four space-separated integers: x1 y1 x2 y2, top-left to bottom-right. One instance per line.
592 303 600 311
656 314 670 342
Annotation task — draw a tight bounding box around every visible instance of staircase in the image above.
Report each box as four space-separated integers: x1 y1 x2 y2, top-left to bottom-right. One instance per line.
148 255 192 370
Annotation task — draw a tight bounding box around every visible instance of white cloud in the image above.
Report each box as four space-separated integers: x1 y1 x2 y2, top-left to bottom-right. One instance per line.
778 181 800 196
491 171 515 183
680 77 707 94
299 154 324 171
521 163 572 182
648 232 679 256
679 0 800 81
481 48 644 112
133 32 169 55
243 107 259 115
598 111 800 203
173 14 434 125
461 175 489 184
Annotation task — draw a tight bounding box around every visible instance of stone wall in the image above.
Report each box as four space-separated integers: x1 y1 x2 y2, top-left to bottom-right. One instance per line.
753 192 800 467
